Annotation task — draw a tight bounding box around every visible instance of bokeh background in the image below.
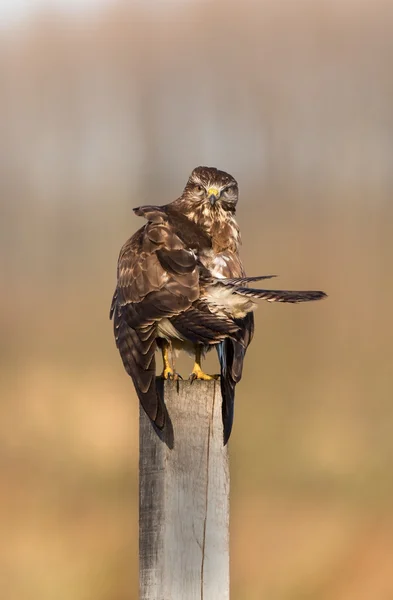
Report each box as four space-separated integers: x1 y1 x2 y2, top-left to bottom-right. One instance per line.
1 1 393 598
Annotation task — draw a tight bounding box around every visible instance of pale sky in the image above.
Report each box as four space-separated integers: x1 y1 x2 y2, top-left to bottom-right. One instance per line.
0 0 187 26
0 0 113 25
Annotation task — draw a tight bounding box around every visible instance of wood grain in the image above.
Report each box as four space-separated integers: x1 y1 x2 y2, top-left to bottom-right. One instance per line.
139 379 229 600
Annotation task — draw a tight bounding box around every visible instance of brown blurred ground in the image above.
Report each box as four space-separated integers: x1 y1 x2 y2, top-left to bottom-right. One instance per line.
1 1 393 598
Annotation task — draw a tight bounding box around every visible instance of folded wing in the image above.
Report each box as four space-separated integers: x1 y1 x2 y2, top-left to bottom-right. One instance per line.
111 207 200 428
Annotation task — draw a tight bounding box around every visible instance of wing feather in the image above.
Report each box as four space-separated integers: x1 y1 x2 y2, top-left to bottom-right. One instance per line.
111 211 202 429
234 287 327 303
113 305 165 427
207 250 255 443
171 301 241 345
156 248 196 275
218 313 254 444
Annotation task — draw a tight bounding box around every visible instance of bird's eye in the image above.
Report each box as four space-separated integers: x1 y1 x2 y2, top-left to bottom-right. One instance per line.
196 185 204 193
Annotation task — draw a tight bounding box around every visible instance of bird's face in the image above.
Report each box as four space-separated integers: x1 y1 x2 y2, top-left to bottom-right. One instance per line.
184 166 239 213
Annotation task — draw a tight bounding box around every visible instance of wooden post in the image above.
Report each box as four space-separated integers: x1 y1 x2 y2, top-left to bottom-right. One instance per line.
139 379 230 600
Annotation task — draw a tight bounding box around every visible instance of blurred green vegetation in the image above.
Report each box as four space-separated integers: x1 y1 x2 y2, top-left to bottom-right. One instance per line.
1 1 393 598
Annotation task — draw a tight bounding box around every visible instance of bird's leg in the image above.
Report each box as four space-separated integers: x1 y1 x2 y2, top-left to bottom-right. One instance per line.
160 341 182 380
189 346 220 382
161 340 173 379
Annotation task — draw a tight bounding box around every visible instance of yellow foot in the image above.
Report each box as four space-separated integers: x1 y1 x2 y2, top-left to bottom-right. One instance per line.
189 367 220 382
161 367 182 381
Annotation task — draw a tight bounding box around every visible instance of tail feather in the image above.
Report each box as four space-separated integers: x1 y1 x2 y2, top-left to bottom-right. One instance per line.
217 313 254 445
234 287 327 303
214 275 327 303
217 340 236 445
218 275 277 286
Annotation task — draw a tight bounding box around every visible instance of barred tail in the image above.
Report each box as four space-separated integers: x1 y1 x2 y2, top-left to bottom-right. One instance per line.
219 275 277 286
234 287 327 303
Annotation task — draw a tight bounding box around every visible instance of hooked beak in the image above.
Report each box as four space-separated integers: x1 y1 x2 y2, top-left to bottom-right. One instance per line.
207 187 220 206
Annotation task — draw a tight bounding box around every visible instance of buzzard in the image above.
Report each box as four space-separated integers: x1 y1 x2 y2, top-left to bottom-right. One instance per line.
110 166 326 444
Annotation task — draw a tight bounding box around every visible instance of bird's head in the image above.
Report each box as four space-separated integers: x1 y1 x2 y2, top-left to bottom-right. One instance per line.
183 166 239 213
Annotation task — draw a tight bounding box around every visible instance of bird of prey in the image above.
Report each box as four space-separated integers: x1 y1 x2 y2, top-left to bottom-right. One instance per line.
110 166 326 444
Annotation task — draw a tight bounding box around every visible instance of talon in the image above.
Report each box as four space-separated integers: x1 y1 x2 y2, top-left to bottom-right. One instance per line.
161 367 182 381
189 345 219 382
161 341 182 380
189 367 220 382
161 366 174 380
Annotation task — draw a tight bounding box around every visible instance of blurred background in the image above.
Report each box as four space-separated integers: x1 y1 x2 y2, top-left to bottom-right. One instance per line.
1 0 393 598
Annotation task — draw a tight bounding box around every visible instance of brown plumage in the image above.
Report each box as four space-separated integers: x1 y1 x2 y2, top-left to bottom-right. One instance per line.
110 166 327 443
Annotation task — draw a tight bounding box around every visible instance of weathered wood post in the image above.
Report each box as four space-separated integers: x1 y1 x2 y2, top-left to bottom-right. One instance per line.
139 379 230 600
